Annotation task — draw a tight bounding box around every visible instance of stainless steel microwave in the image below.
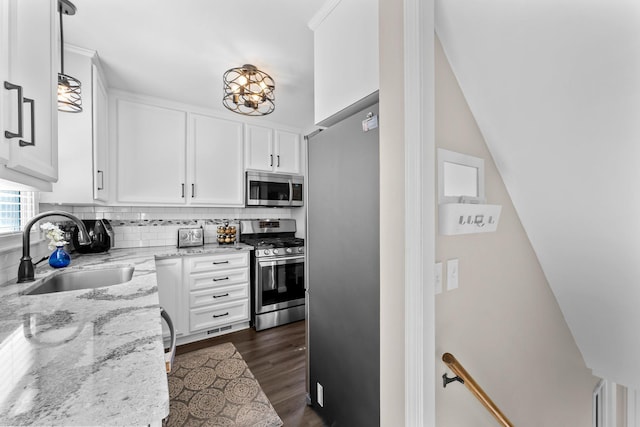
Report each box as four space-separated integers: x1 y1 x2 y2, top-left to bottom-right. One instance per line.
246 171 304 207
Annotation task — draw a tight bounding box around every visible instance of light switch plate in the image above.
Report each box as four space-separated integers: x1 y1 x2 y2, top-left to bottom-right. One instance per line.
435 262 443 294
447 259 459 290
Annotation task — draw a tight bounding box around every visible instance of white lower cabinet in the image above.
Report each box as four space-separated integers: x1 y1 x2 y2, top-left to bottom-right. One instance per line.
186 252 250 335
189 299 250 332
155 257 186 340
155 251 250 345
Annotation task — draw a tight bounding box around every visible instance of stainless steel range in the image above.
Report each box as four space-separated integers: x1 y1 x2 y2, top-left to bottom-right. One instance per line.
239 219 305 331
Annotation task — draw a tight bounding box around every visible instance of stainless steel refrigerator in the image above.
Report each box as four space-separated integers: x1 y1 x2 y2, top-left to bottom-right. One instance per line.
306 103 380 426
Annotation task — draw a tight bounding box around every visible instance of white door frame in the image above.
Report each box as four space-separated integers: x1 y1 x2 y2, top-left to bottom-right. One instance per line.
403 0 435 425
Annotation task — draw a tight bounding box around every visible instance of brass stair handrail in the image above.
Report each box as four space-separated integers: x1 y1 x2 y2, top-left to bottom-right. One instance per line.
442 353 514 427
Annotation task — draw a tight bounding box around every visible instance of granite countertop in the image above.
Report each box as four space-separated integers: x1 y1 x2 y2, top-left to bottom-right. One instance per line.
0 243 253 426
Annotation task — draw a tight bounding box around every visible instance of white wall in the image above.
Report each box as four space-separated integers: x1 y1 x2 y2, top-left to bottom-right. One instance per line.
435 0 640 387
435 36 598 425
379 0 405 422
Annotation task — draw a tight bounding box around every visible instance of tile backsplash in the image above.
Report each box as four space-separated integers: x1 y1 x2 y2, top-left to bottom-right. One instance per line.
39 205 301 249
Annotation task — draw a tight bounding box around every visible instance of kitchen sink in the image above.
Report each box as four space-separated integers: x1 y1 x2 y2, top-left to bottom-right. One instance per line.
26 266 135 295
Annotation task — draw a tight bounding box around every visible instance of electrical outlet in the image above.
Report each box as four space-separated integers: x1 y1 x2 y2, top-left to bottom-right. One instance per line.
447 259 459 290
435 262 443 294
317 382 324 407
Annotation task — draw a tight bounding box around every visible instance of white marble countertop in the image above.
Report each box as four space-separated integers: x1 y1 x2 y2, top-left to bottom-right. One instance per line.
0 243 253 426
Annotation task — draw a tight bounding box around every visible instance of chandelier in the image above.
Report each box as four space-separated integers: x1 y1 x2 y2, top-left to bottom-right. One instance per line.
222 64 275 116
57 0 82 113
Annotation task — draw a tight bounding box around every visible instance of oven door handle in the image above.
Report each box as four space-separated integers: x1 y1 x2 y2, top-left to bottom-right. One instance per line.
257 255 305 267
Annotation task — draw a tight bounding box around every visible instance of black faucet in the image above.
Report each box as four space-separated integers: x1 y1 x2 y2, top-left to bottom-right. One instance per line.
17 211 92 283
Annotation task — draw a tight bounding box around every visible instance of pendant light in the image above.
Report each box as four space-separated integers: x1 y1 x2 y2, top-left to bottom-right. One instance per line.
222 64 275 116
57 0 82 113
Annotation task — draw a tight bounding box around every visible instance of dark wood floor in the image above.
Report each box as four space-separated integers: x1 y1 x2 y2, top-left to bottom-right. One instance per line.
177 320 326 427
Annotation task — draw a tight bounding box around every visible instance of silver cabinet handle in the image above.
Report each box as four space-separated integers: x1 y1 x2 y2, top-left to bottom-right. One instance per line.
277 155 280 167
191 183 195 198
213 312 229 318
97 170 104 190
270 154 273 167
4 81 23 139
212 277 229 282
19 98 35 147
212 293 229 299
181 183 185 198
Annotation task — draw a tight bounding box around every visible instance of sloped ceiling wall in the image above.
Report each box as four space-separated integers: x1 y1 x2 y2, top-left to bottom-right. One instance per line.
436 1 640 387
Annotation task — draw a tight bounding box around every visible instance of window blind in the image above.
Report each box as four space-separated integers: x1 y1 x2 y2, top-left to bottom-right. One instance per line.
0 191 36 234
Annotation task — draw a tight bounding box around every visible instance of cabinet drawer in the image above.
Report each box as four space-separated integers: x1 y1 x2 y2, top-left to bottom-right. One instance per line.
190 283 249 308
189 267 248 291
186 252 248 273
190 300 249 332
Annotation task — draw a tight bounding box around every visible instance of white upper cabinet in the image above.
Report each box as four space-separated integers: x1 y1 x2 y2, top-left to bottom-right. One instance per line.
190 113 244 206
92 63 108 202
311 0 379 126
40 48 108 204
244 124 273 172
114 98 187 204
245 124 301 174
111 94 245 206
274 129 301 174
0 0 58 189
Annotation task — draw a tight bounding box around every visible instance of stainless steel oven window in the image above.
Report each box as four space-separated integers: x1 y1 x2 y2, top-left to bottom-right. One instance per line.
255 256 305 313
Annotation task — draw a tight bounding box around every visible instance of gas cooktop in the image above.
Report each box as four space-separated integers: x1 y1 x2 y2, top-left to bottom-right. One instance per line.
241 237 305 249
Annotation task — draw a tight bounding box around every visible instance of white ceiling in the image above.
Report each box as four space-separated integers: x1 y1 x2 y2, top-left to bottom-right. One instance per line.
436 1 640 386
63 0 325 130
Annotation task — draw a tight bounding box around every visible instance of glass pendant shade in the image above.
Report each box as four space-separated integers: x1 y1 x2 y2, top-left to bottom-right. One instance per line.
58 73 82 113
57 0 82 113
223 64 275 116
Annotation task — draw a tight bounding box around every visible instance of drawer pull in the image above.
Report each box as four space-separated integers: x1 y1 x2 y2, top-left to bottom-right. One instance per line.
213 312 229 318
213 261 229 265
213 277 229 282
212 293 230 299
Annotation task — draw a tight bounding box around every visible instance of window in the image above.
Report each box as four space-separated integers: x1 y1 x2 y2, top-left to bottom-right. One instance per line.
0 190 36 234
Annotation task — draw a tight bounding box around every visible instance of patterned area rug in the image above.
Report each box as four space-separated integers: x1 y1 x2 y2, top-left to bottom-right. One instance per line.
164 342 283 427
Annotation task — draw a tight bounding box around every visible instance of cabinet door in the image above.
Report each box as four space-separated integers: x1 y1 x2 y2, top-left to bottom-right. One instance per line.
274 130 301 174
0 0 10 163
244 124 273 171
115 98 186 204
5 0 57 182
92 64 108 201
155 258 185 338
40 49 94 204
190 114 243 205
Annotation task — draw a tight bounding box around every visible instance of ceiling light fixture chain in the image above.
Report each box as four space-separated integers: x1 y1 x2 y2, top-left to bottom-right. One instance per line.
222 64 275 116
57 0 82 113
